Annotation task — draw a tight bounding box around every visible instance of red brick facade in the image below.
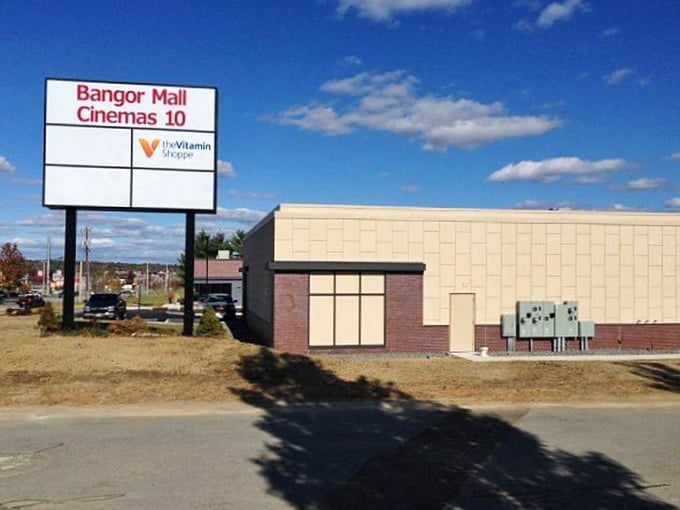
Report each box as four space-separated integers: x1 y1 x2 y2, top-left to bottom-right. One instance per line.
271 271 680 354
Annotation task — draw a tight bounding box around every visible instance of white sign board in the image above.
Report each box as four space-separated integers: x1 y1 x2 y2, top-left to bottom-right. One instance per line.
43 78 217 212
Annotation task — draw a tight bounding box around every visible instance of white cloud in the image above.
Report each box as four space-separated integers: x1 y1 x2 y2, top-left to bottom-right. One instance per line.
272 70 561 150
603 68 634 85
599 27 620 38
623 178 665 191
401 185 418 193
0 156 16 173
536 0 587 29
215 207 267 224
335 0 474 22
665 198 680 209
514 199 544 209
217 160 236 178
342 55 363 66
671 152 680 160
488 157 627 183
228 189 276 200
515 0 588 32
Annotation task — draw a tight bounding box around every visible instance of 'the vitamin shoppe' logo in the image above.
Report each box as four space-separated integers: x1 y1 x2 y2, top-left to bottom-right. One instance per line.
139 138 160 157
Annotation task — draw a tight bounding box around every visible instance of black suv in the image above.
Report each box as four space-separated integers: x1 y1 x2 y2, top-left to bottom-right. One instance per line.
199 293 237 320
83 293 127 320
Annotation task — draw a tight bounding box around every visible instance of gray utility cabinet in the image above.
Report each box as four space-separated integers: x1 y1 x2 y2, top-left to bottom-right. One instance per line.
517 301 555 338
555 301 579 337
501 314 517 337
578 320 595 337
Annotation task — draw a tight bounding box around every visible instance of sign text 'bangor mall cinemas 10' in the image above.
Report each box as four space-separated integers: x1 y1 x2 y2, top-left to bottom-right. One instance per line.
43 79 217 212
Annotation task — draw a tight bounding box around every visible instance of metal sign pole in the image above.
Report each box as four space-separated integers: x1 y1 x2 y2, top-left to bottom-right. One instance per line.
62 208 77 330
183 212 196 336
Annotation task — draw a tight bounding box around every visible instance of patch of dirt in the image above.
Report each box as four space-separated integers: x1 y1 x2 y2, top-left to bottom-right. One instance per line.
1 314 679 407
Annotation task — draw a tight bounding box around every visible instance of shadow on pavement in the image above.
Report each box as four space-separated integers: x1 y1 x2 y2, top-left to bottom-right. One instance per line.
232 347 674 509
626 361 680 394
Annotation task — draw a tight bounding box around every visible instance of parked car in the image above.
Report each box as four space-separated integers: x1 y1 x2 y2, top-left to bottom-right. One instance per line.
82 293 127 320
17 293 46 309
0 290 6 303
199 293 237 320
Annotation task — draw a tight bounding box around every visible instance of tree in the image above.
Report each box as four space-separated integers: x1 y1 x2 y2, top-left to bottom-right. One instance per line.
226 229 245 258
176 229 245 285
0 242 31 290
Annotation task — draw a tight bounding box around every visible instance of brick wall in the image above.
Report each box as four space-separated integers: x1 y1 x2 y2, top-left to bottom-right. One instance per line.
270 271 680 354
272 273 309 353
476 323 680 353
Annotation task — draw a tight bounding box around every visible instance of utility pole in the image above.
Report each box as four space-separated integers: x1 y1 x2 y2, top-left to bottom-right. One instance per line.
84 227 91 297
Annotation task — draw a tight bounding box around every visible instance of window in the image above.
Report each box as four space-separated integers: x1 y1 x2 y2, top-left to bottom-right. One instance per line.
309 273 385 347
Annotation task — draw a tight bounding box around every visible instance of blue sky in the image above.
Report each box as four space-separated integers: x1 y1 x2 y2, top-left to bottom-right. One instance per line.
1 0 679 263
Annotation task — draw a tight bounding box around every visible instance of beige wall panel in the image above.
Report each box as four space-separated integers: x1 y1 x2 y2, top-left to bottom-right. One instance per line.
634 276 648 297
517 253 531 276
561 243 576 266
487 275 501 297
343 240 360 260
471 243 486 265
441 265 455 287
502 246 516 266
440 245 455 265
440 222 455 243
649 226 662 246
590 244 605 265
456 231 471 253
275 218 293 241
649 246 662 267
546 275 561 299
471 265 487 290
424 297 440 324
361 296 385 345
605 276 620 297
408 241 424 262
471 223 486 244
276 240 293 260
532 223 546 244
486 232 501 254
501 265 516 287
424 275 440 299
516 276 531 299
424 231 440 253
634 298 647 320
576 233 591 255
336 274 359 294
424 253 440 275
531 244 546 265
309 240 327 260
562 224 576 244
377 221 392 243
456 252 471 276
309 219 327 241
606 298 620 323
309 296 334 347
576 256 592 277
546 254 561 275
590 265 605 288
292 227 310 255
485 296 501 323
487 254 501 276
393 228 408 254
634 256 649 276
327 230 343 253
621 244 634 266
327 219 342 230
517 233 531 254
547 233 561 254
605 255 620 277
335 296 359 345
619 268 634 288
663 276 676 298
649 266 663 293
531 265 546 288
502 223 516 243
590 224 605 243
409 222 424 244
620 225 633 245
663 297 676 322
344 219 360 241
376 242 393 261
561 266 576 288
634 231 649 256
360 229 377 255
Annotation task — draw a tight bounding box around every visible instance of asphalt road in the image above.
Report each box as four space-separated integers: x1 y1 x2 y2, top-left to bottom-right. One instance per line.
0 402 678 509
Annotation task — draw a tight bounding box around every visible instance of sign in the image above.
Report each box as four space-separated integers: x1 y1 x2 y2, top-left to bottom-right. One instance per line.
43 78 217 212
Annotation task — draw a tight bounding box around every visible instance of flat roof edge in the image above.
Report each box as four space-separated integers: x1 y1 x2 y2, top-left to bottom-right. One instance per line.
268 261 426 273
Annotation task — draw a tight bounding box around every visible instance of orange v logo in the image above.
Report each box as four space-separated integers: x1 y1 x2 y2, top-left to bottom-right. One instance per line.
139 138 160 157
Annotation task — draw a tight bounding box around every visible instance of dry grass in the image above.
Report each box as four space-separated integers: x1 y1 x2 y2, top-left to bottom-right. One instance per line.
1 313 679 407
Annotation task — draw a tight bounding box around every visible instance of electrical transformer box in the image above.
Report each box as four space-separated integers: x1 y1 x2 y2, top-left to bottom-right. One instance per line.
517 301 554 338
579 320 595 337
555 301 579 336
501 314 516 337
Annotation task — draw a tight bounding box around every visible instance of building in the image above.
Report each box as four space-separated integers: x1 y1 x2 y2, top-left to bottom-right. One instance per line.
243 204 680 354
193 258 243 306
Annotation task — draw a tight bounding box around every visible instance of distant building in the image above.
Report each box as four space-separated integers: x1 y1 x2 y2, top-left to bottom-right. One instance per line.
243 203 680 354
193 259 242 306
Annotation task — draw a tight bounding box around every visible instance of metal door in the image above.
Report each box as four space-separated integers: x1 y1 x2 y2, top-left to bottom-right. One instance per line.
449 293 475 352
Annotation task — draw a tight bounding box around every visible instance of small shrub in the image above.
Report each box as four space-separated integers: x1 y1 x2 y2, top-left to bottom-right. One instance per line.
107 315 149 336
196 308 224 337
37 302 60 335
